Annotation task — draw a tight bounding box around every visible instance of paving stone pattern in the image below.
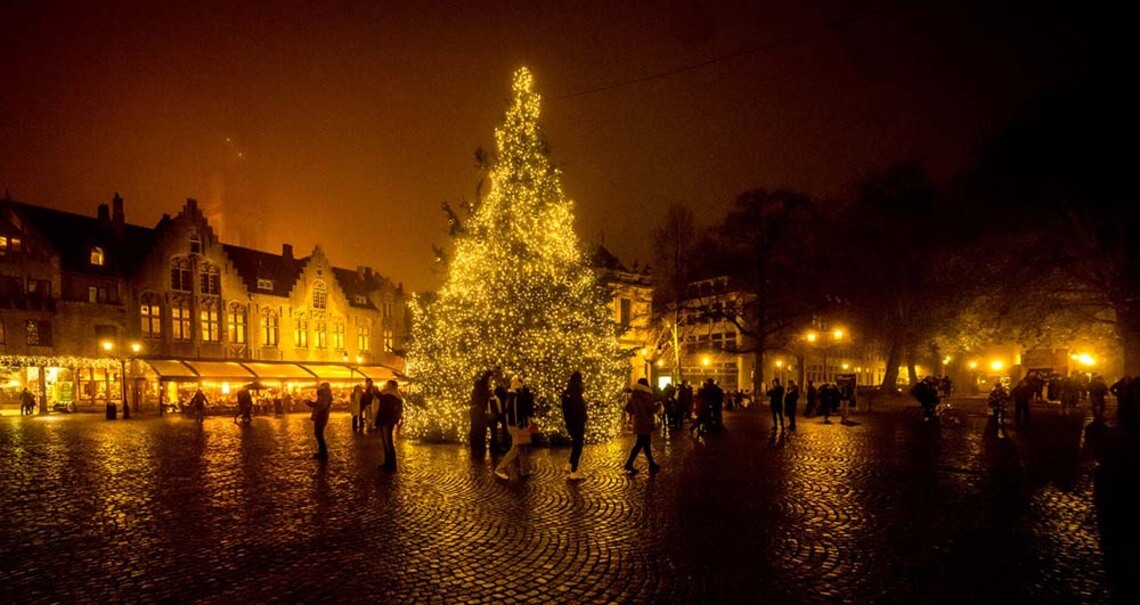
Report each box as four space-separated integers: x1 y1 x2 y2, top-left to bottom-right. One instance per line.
0 400 1111 604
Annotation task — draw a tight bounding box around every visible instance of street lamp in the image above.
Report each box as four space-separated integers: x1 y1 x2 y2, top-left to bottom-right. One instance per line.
804 327 846 383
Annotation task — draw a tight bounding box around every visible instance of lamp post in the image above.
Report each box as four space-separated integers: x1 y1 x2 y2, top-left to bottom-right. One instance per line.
805 328 846 384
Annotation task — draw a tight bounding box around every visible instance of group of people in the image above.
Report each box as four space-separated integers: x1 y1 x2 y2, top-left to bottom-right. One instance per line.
19 387 37 415
767 378 852 430
316 378 403 469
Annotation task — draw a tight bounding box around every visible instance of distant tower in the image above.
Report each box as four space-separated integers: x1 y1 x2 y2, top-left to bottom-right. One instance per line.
204 137 265 248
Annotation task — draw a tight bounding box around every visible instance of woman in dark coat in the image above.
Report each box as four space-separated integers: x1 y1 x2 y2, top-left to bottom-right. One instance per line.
376 380 403 471
562 371 587 480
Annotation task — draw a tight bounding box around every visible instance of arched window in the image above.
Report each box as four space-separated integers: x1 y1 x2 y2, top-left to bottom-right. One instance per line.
261 309 279 347
227 303 248 345
140 293 162 338
170 258 192 292
200 299 221 342
199 262 220 295
312 280 327 310
90 247 105 266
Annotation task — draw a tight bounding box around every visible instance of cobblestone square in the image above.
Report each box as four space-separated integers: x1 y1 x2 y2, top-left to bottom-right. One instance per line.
0 401 1122 603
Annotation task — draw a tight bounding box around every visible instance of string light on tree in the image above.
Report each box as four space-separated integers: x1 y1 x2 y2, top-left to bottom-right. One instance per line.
405 67 629 443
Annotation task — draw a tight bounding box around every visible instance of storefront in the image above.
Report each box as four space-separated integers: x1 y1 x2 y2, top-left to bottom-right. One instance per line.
1 355 123 413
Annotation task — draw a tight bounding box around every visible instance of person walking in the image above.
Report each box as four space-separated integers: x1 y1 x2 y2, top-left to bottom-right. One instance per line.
785 379 800 431
623 378 661 475
235 387 253 424
767 379 785 431
306 382 333 460
190 388 208 424
349 384 364 432
562 371 587 480
376 380 403 471
486 385 505 454
359 378 375 433
495 376 535 480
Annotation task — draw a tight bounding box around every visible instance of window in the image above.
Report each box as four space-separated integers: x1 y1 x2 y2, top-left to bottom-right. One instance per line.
314 320 327 349
619 298 632 326
189 234 201 254
199 263 220 295
90 247 105 266
331 321 345 350
140 295 161 337
0 236 23 256
171 258 192 292
357 325 370 352
383 329 393 352
25 320 52 346
312 281 327 310
88 286 108 303
383 301 392 318
261 310 279 347
354 295 367 305
227 303 248 344
27 280 50 297
171 299 192 341
200 301 220 342
294 315 308 348
257 278 274 291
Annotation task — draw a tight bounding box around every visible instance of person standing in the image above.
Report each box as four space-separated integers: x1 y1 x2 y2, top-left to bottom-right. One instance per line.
359 378 375 433
767 379 785 431
678 381 694 428
20 387 35 415
376 380 403 471
805 380 818 417
486 386 505 454
470 371 493 455
1012 379 1032 425
699 378 725 432
190 388 208 424
349 384 364 432
562 371 587 480
785 379 800 431
623 378 661 475
307 382 333 460
1089 374 1109 425
495 376 534 480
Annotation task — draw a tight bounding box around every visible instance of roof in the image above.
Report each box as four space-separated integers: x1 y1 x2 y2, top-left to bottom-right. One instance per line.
331 266 382 309
591 244 627 271
3 200 160 277
222 244 307 298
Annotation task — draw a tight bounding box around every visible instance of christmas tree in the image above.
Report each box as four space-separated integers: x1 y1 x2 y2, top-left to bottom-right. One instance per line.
405 67 629 443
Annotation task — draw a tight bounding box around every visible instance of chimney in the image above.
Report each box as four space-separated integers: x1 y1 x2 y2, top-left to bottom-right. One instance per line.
357 265 365 280
186 198 198 212
97 203 110 224
282 243 294 260
112 192 125 237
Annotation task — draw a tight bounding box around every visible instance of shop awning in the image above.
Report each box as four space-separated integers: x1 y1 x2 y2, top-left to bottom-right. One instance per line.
183 361 256 380
300 364 358 381
355 365 399 382
240 362 317 381
145 360 198 379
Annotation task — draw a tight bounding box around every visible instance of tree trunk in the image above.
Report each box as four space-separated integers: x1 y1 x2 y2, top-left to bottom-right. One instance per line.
881 341 901 393
906 348 919 386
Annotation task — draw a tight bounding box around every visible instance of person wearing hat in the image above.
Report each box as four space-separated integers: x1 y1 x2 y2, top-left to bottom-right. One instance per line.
495 376 535 480
306 382 334 460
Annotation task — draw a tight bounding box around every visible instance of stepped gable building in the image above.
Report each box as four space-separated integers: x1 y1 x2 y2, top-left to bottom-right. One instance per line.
1 193 407 412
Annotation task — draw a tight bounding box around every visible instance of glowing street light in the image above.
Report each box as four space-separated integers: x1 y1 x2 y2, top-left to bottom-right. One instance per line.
805 331 818 343
832 329 844 341
968 360 978 370
775 359 784 368
701 356 712 367
990 360 1005 372
1076 353 1096 367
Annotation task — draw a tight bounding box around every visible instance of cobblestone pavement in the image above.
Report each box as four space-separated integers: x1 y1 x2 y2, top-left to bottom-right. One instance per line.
0 399 1118 604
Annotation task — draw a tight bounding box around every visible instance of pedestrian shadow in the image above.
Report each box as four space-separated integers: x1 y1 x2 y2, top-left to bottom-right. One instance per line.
767 429 786 448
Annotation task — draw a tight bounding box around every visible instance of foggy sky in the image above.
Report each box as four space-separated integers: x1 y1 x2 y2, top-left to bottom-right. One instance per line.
0 0 1094 291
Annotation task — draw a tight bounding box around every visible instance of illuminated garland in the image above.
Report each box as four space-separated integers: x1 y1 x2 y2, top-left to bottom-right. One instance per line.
0 355 121 371
405 67 629 444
